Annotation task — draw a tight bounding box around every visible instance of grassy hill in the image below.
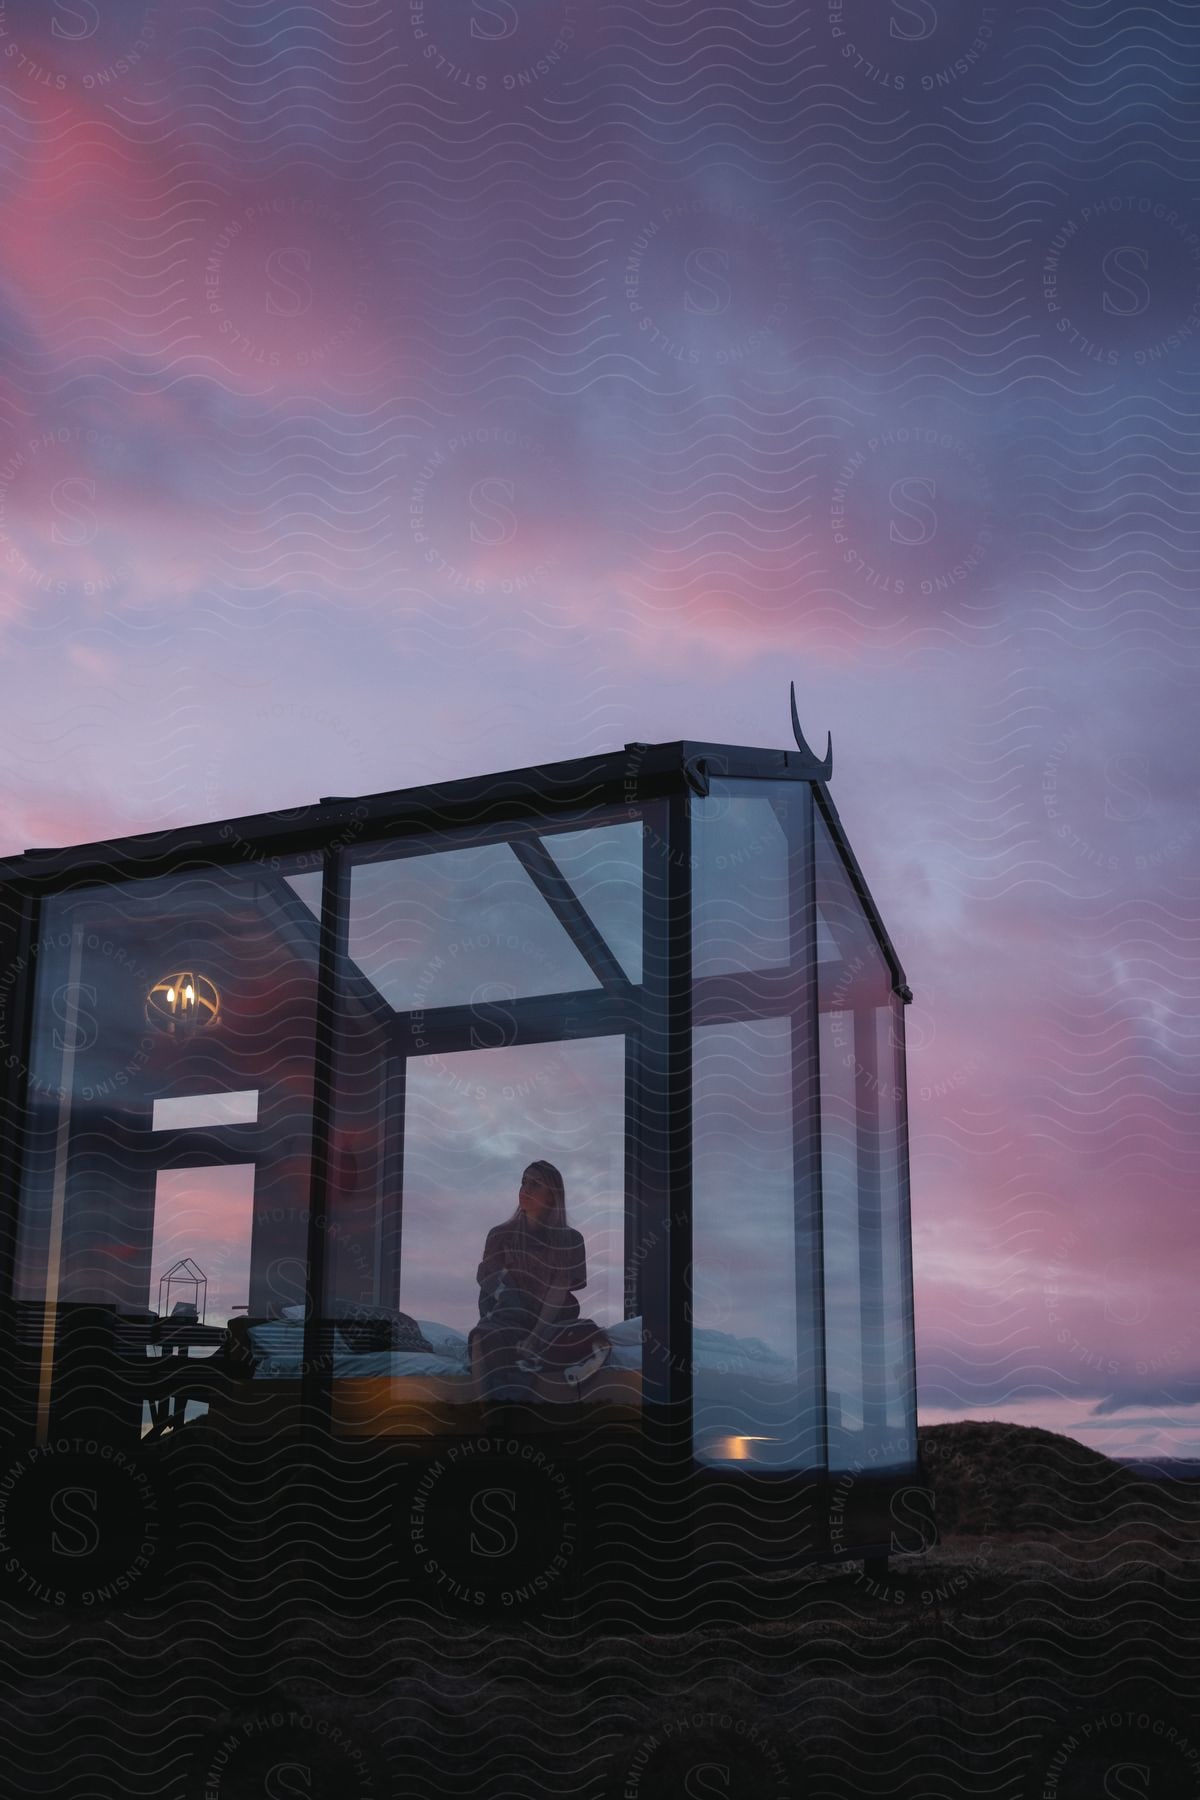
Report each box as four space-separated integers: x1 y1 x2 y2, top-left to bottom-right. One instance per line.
915 1418 1158 1536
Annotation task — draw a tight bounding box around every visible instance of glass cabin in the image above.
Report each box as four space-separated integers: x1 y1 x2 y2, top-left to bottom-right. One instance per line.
0 737 918 1579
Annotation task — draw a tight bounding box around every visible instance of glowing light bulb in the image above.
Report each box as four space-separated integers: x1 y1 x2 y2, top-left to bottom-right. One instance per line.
147 970 220 1034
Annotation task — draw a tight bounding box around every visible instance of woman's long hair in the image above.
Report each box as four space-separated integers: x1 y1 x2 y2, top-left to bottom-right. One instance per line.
507 1160 568 1230
500 1166 572 1296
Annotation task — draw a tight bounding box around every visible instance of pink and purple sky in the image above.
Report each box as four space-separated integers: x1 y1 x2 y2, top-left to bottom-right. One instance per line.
1 2 1198 1457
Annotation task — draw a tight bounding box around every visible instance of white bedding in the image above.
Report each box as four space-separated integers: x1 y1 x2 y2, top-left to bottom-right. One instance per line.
248 1316 795 1382
337 1349 467 1379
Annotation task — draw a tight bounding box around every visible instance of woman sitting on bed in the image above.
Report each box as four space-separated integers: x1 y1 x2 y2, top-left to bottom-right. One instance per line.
468 1160 587 1399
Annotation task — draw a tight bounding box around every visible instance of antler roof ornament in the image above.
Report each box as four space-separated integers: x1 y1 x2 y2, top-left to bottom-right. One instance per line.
789 682 833 781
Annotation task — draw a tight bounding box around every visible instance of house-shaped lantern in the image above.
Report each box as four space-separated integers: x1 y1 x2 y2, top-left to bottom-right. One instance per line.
158 1257 207 1324
0 698 921 1590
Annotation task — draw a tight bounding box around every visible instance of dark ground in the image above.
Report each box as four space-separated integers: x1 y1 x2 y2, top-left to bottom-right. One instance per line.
1 1421 1198 1799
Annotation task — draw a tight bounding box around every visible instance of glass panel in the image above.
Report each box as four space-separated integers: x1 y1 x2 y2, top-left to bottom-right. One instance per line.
815 805 915 1474
692 1019 820 1470
877 1002 913 1434
323 815 647 1426
540 822 643 984
144 1163 255 1433
816 906 841 963
149 1164 254 1325
400 1036 625 1334
691 785 790 978
691 780 823 1471
818 1008 861 1451
346 840 603 1011
12 866 319 1446
285 869 323 919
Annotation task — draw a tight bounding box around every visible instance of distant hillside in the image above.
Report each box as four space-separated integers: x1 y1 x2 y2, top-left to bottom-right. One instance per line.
916 1419 1198 1535
1114 1456 1200 1481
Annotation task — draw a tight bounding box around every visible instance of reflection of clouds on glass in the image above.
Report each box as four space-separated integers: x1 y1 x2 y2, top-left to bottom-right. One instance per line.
693 1017 795 1349
692 789 790 977
149 1164 255 1327
348 841 601 1009
820 1008 862 1421
285 870 323 919
689 779 914 1474
815 807 914 1465
691 784 817 1471
18 869 323 1096
11 869 319 1342
543 821 643 983
693 1013 813 1472
400 1036 625 1334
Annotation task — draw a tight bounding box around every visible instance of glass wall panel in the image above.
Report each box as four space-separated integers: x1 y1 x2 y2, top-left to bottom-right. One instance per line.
146 1162 256 1431
692 1018 821 1469
400 1037 625 1335
692 786 790 979
541 823 643 984
324 813 648 1423
11 864 320 1443
149 1163 255 1330
818 1007 862 1451
815 806 915 1474
691 780 823 1470
345 833 632 1012
877 1001 914 1434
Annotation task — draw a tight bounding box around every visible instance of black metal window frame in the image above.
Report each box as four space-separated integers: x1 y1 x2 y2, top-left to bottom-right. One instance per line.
297 789 689 1433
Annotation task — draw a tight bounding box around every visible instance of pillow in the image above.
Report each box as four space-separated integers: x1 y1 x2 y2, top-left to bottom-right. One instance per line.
415 1320 470 1356
247 1318 306 1377
331 1305 434 1356
335 1317 390 1354
386 1349 471 1377
248 1319 304 1357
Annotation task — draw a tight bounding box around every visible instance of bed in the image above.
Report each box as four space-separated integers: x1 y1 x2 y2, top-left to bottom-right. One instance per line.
234 1313 804 1448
